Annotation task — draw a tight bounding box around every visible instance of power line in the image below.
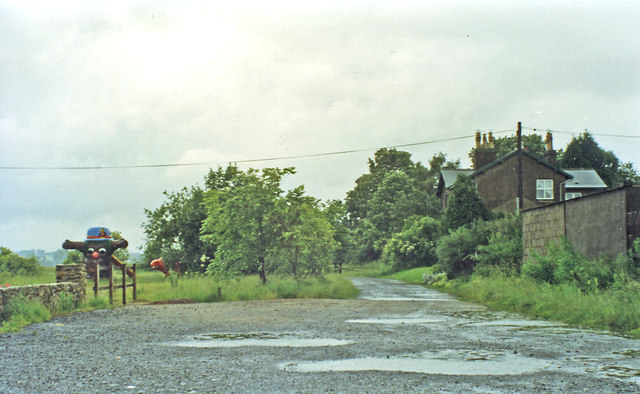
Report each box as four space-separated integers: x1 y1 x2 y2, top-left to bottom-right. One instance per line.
522 126 640 140
0 131 513 171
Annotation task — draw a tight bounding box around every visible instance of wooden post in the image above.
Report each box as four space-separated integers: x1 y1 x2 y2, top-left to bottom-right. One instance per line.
109 262 114 305
94 264 100 298
132 263 137 302
517 121 523 212
122 264 127 305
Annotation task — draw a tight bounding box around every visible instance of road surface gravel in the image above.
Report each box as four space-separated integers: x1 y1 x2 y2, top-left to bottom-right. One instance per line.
1 277 639 392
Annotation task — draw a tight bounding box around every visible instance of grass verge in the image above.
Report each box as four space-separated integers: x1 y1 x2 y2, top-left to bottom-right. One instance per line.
1 271 358 333
435 274 640 338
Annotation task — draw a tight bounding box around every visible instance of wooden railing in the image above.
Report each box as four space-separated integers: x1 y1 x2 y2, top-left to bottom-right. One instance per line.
93 262 137 304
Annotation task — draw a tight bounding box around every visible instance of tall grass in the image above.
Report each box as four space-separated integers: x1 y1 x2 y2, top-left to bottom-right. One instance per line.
135 272 359 302
0 266 56 286
0 297 51 332
442 275 640 338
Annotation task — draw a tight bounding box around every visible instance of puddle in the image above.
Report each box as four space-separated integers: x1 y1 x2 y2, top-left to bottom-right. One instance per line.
281 351 550 375
462 319 564 328
350 277 457 302
613 349 640 358
167 332 353 348
346 318 444 325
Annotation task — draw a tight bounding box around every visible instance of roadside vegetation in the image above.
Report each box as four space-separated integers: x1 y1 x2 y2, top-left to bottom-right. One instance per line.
2 132 639 336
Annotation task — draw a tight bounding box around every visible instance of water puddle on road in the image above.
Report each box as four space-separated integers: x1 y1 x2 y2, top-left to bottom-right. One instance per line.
167 332 353 348
281 350 550 375
346 318 444 325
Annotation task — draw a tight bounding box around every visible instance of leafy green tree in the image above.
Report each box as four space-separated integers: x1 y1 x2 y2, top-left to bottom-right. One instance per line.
62 250 84 265
345 148 431 226
616 162 640 185
271 187 337 278
443 174 492 231
383 216 441 271
345 148 438 262
142 186 210 272
202 167 295 284
364 171 440 257
322 199 355 271
559 132 619 187
0 247 39 275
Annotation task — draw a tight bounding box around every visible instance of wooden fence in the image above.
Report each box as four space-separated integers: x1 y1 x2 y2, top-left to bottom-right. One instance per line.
93 262 137 304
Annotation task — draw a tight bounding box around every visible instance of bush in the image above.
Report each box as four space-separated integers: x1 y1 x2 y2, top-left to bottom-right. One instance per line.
382 216 441 271
474 215 523 276
522 237 622 292
0 297 51 333
436 221 490 278
0 247 40 275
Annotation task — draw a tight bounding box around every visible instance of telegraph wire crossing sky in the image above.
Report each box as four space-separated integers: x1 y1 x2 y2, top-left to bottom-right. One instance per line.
1 1 639 252
1 127 637 171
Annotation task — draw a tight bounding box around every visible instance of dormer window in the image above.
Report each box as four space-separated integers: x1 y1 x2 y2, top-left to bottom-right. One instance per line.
536 179 553 200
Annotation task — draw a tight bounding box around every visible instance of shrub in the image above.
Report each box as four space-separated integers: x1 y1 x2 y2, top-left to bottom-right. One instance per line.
522 237 620 292
382 216 441 271
0 297 51 333
0 247 39 275
436 221 490 278
474 215 523 276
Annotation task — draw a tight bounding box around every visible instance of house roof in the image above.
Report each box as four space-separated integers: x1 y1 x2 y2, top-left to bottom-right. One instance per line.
563 169 607 189
440 169 474 188
472 150 573 179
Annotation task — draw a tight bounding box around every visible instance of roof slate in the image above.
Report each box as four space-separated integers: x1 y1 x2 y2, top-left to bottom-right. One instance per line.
564 169 607 189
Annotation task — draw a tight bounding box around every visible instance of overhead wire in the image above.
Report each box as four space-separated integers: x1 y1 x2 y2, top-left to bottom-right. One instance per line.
1 126 636 171
0 130 515 171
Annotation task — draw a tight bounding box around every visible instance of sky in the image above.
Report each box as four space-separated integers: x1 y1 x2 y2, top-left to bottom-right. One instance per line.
1 0 639 253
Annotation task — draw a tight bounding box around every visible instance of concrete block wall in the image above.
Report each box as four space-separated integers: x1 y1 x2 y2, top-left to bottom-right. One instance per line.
522 203 565 262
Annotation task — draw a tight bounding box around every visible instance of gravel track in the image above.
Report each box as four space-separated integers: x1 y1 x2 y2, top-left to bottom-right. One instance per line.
1 278 639 393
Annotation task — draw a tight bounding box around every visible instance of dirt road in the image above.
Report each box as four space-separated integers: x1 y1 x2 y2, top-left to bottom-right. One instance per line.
1 277 639 392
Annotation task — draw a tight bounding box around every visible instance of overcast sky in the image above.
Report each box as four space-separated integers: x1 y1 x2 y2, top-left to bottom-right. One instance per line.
1 0 639 253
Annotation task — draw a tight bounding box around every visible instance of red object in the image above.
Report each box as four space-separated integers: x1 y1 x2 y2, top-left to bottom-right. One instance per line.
150 258 170 277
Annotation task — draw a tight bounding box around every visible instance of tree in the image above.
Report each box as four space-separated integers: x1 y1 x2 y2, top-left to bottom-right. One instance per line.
62 250 84 265
383 216 441 271
345 148 432 226
0 247 39 275
364 171 440 257
345 148 437 262
559 132 619 187
616 162 640 185
443 174 492 231
202 167 295 284
323 199 355 270
142 186 210 272
271 187 337 278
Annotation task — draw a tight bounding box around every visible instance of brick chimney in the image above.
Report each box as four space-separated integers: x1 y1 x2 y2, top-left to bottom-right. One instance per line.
544 132 557 166
472 132 498 170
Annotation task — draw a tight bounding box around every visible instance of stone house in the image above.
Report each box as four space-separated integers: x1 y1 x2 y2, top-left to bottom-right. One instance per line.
436 132 607 214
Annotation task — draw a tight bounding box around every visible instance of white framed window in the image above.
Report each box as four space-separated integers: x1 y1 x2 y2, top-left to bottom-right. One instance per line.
565 192 582 200
536 179 553 200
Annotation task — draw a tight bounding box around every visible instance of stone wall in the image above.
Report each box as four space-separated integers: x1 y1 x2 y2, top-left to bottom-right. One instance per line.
0 265 86 317
522 202 565 262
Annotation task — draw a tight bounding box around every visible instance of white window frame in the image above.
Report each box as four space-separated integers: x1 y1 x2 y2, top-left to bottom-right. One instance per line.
565 192 582 200
536 179 553 200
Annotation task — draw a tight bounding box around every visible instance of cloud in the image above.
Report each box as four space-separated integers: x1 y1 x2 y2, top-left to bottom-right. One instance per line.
1 1 639 252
